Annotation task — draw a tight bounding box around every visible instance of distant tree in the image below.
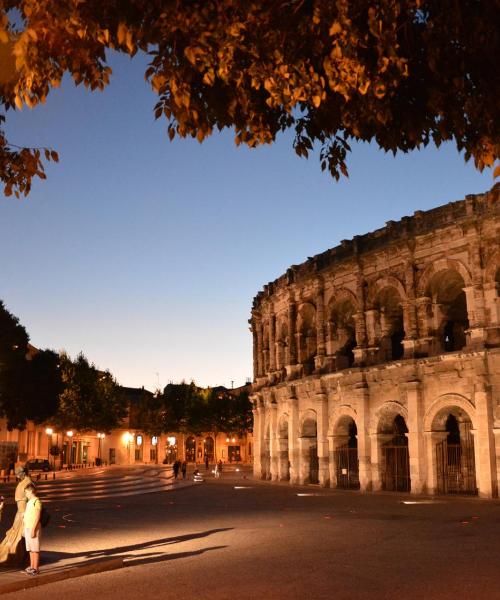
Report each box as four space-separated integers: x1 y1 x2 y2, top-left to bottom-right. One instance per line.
54 353 125 433
133 389 163 437
0 300 30 429
22 348 63 424
160 381 201 433
1 1 498 197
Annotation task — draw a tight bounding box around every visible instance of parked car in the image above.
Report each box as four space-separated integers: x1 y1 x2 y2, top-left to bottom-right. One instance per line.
26 459 52 472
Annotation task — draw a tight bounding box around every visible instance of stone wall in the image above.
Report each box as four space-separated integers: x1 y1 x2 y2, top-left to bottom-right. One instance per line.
250 185 500 498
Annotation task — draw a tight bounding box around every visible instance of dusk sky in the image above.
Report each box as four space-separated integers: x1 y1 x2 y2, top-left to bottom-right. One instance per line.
0 52 493 391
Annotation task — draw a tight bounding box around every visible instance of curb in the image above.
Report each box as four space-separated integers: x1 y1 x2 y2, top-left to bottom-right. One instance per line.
0 557 124 595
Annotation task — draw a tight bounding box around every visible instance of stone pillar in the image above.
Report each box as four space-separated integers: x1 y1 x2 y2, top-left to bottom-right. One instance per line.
315 286 326 359
405 381 426 494
369 433 383 491
252 403 263 479
493 428 500 493
353 312 368 366
252 325 258 381
328 435 337 488
472 379 498 498
298 436 310 485
269 403 279 481
415 296 432 356
464 285 487 349
355 385 372 492
288 396 300 484
288 302 297 366
269 312 276 372
316 392 329 487
256 321 264 378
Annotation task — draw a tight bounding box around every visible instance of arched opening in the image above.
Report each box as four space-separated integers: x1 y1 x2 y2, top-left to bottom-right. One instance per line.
375 286 405 361
301 416 318 484
276 320 289 372
379 414 410 492
329 299 357 369
298 303 317 375
427 270 468 352
204 436 214 462
333 416 359 489
278 417 290 481
434 409 477 495
185 436 196 462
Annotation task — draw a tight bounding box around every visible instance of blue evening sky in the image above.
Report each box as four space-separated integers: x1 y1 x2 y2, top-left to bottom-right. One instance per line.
0 52 493 391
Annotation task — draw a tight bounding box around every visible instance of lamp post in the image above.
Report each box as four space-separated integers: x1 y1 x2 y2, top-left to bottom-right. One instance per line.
97 433 105 465
45 427 53 464
67 431 73 467
124 432 134 464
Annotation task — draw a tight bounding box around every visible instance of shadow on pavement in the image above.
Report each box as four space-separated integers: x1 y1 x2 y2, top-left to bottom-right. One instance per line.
36 527 233 572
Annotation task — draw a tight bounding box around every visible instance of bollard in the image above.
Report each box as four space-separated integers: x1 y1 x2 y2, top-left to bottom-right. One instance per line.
53 472 56 480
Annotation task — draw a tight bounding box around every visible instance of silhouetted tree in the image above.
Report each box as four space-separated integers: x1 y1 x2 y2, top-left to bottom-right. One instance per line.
1 1 498 197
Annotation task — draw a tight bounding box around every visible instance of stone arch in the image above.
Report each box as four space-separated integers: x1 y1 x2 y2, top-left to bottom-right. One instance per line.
331 407 360 490
368 280 406 361
275 314 289 371
300 409 318 437
423 394 476 432
366 275 407 308
373 401 408 434
330 405 358 436
484 248 500 285
419 259 470 353
373 402 410 492
326 289 358 368
277 413 290 481
297 302 317 372
299 409 318 484
417 258 472 297
424 394 477 496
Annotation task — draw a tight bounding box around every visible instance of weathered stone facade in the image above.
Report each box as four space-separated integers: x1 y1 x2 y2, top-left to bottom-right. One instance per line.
250 185 500 498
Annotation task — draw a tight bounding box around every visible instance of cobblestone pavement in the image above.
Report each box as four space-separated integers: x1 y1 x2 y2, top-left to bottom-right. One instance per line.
1 467 499 599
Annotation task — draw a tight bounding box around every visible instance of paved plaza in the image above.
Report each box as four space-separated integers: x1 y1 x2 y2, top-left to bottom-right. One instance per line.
1 465 499 599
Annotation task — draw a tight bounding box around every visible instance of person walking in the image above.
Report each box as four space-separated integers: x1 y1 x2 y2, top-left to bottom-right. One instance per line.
0 466 34 565
173 460 180 479
205 455 209 471
217 460 223 477
214 462 220 478
23 483 42 576
181 461 187 480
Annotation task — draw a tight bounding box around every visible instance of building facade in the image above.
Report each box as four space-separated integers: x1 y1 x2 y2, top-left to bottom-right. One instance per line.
250 185 500 498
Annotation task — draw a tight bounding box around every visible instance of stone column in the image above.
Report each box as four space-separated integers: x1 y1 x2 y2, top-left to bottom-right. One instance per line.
369 432 383 491
364 309 380 364
252 325 258 381
355 385 372 492
315 286 326 361
353 312 368 366
252 403 263 479
472 378 497 498
288 302 297 366
328 435 337 488
256 321 264 378
316 392 330 487
464 285 487 349
269 312 277 372
288 396 300 484
269 403 279 481
415 296 432 356
298 436 311 485
405 381 426 494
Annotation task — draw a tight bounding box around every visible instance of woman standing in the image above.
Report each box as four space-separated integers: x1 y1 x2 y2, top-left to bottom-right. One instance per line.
0 466 34 565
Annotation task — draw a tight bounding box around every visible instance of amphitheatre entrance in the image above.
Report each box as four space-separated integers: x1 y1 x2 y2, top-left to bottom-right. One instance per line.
435 412 477 495
380 414 411 492
333 416 359 489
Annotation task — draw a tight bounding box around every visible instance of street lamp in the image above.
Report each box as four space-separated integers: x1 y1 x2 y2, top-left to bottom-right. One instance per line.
45 427 53 463
67 431 73 467
97 433 105 464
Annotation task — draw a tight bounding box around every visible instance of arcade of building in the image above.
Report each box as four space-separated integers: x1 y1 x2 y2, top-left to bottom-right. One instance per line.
250 186 500 498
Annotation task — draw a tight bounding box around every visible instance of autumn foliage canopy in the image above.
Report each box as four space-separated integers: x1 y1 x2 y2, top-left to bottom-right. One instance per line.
0 0 498 197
